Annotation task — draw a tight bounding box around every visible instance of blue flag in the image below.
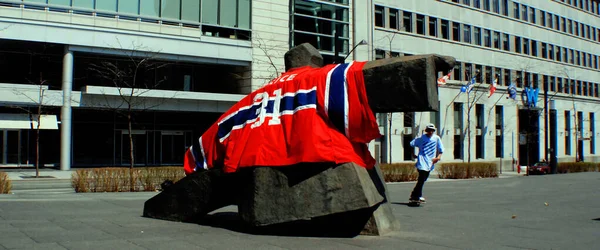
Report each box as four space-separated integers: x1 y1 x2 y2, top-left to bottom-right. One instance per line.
507 83 517 100
460 77 477 93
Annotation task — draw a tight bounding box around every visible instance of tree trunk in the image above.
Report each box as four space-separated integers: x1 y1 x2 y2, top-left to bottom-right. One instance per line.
128 112 135 191
36 120 40 178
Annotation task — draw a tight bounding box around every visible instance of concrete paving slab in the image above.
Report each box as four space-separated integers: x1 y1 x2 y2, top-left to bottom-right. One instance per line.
7 242 68 250
0 172 598 249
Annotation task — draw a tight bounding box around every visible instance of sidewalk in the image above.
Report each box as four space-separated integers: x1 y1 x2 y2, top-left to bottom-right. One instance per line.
1 168 74 180
1 167 526 181
1 172 598 249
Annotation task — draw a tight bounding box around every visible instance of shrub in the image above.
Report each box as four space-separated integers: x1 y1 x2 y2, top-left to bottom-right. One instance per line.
0 172 11 194
379 163 418 182
557 162 599 173
71 167 185 193
437 162 498 179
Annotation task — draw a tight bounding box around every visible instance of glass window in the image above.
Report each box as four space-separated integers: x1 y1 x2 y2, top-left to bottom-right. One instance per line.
454 62 462 81
531 40 537 57
452 22 461 42
140 0 160 18
502 0 509 16
514 36 521 53
502 33 509 51
403 11 413 33
484 29 491 47
503 69 511 86
463 24 471 43
118 0 139 15
72 0 94 9
513 2 519 19
219 0 237 27
375 49 385 59
464 63 473 79
557 78 563 93
492 0 500 13
202 0 219 25
238 0 251 29
416 14 425 35
441 19 449 39
389 8 398 29
521 4 527 21
49 0 70 6
454 103 464 160
495 106 504 158
483 0 490 11
375 5 384 27
565 111 571 155
474 27 481 45
180 0 200 22
96 0 117 12
548 44 553 60
529 7 535 24
547 13 553 28
429 17 437 37
485 66 492 84
161 0 181 20
540 11 546 26
541 43 547 58
570 49 575 64
493 31 500 49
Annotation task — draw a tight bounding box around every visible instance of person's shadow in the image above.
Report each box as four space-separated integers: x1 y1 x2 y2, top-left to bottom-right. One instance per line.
392 202 421 207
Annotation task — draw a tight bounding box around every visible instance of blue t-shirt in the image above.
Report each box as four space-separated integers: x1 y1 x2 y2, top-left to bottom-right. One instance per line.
410 134 444 171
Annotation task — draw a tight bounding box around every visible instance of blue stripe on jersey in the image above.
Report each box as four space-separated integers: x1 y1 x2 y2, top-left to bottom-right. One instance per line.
423 141 437 157
328 63 349 135
217 90 317 140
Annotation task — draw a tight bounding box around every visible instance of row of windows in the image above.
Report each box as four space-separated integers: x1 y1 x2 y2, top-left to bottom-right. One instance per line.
375 50 600 99
12 0 251 39
556 0 600 16
444 0 600 44
399 107 596 161
374 6 600 71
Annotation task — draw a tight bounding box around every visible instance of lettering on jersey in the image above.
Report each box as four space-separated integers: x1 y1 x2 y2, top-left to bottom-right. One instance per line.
217 87 317 142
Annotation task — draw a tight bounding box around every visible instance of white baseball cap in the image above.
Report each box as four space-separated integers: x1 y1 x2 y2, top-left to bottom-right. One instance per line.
425 123 437 131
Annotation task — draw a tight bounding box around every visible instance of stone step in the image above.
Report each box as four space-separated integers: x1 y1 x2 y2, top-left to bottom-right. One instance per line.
10 179 73 190
9 188 75 195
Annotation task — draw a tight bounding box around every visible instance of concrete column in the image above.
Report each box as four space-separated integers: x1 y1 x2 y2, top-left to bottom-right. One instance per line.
60 46 73 171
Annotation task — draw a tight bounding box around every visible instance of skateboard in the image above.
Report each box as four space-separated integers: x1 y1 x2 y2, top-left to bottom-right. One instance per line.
408 200 425 207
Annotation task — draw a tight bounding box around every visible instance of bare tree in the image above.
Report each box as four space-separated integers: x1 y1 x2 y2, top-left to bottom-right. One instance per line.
89 43 171 190
10 74 49 178
558 67 580 161
231 34 286 89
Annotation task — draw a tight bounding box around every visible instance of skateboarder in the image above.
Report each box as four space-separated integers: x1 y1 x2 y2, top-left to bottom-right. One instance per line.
409 123 444 204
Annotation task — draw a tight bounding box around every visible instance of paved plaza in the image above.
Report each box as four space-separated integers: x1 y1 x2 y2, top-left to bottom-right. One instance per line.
0 171 599 249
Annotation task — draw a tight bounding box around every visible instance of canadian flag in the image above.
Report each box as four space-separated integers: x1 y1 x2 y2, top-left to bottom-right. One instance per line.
437 72 451 86
488 76 498 98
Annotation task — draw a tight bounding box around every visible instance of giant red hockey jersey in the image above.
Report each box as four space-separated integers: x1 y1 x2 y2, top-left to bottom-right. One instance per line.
184 61 381 174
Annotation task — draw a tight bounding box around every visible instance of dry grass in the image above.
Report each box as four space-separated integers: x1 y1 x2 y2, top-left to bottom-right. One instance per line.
71 167 185 193
0 172 11 194
437 162 498 179
557 162 599 173
379 163 418 182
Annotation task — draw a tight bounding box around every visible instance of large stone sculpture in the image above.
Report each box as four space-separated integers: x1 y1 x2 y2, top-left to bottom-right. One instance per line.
143 43 455 236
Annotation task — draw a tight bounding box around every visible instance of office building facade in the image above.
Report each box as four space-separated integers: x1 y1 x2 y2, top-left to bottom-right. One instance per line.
0 0 597 170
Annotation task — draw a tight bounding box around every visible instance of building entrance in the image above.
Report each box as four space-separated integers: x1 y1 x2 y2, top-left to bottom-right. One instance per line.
518 109 541 168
